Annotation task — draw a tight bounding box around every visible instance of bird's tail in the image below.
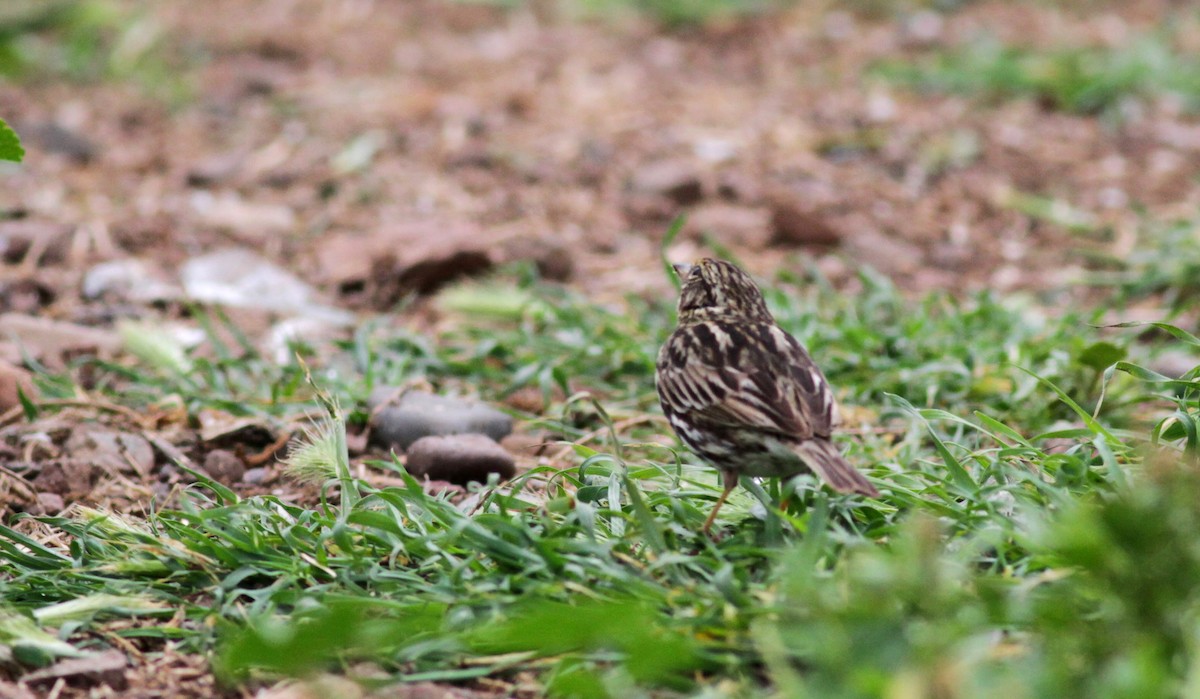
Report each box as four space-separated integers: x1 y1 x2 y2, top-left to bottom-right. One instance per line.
793 439 879 497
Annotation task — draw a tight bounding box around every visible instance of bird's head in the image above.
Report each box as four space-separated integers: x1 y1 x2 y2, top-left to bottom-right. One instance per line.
673 258 773 323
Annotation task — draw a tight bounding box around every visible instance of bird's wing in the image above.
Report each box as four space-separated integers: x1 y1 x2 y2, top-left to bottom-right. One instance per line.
656 320 837 440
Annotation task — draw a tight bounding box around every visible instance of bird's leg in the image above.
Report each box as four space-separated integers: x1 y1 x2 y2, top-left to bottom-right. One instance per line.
702 471 739 535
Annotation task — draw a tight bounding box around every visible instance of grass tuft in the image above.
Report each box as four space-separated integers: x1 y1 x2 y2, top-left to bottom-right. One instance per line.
874 32 1200 115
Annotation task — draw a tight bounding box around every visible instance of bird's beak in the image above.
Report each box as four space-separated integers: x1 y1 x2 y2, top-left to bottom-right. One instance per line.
672 263 693 277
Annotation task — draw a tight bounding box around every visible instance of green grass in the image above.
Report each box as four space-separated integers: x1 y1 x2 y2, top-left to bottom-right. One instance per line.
1088 218 1200 313
563 0 783 27
874 31 1200 116
0 0 195 104
2 256 1199 696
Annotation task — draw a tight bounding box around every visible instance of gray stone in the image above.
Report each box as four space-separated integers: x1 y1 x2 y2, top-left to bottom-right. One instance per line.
202 449 246 485
405 433 515 485
369 389 513 450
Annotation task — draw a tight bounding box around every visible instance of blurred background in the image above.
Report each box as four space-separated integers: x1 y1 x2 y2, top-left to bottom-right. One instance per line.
3 0 1199 321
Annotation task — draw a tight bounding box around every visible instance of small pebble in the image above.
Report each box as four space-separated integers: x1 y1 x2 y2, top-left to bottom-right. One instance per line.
405 433 516 486
202 449 246 485
369 390 513 450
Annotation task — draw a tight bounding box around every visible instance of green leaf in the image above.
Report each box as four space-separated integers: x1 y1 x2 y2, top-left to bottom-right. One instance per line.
888 394 978 493
623 475 666 553
974 411 1033 448
1115 360 1200 389
1102 321 1200 348
1014 366 1117 443
17 386 37 421
0 118 23 163
1077 341 1126 371
576 485 607 503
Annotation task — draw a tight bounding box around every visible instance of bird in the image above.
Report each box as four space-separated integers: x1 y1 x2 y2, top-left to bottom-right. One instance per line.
655 258 878 533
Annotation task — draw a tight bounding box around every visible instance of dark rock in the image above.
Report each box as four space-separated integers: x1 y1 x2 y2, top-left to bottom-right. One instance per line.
369 390 513 450
405 433 516 485
630 159 704 206
202 449 246 485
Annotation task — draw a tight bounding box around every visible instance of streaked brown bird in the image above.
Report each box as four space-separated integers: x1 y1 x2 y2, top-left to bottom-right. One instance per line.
656 258 878 533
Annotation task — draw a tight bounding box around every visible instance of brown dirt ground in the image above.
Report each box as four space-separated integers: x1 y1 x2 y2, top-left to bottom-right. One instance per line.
2 0 1200 696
